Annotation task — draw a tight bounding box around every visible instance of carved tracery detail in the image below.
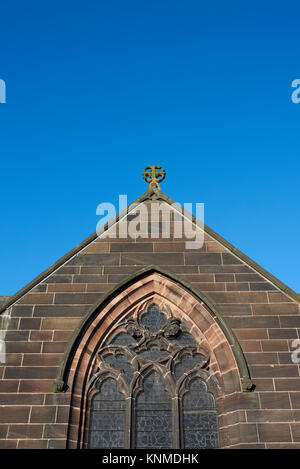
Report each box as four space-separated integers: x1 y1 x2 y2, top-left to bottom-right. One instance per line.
86 303 219 449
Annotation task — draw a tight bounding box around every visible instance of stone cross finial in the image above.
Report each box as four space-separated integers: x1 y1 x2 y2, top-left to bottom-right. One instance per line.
143 165 166 196
143 165 166 184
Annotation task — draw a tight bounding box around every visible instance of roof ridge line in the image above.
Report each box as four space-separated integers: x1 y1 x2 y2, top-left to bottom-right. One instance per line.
1 189 299 314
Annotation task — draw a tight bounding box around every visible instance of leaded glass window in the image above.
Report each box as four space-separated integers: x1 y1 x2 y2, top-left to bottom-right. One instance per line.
88 378 126 448
87 303 219 449
182 378 218 449
135 371 172 449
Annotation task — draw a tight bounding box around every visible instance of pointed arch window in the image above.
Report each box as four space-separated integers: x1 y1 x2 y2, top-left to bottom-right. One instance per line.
86 304 219 449
88 378 126 449
181 377 218 449
135 371 172 449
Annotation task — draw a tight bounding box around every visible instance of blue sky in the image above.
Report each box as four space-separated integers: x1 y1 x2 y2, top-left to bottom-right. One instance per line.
0 1 299 295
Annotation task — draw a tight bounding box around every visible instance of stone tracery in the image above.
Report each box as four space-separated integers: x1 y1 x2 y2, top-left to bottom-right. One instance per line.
86 303 218 449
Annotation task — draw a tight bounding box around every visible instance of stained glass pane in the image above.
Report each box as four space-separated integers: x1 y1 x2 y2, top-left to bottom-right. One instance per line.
103 353 134 383
183 430 219 449
182 377 218 449
174 353 207 380
135 371 172 448
88 378 125 448
137 346 169 363
110 332 136 346
172 331 196 345
140 304 167 333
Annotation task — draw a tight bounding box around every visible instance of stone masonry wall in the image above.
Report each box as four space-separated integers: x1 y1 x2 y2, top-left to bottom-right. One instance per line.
0 203 299 449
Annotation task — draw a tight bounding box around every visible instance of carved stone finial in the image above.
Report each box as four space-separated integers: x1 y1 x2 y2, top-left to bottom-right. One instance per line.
143 165 166 193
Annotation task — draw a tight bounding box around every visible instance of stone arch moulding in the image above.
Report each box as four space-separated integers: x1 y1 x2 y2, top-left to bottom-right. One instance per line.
54 265 253 394
54 266 254 448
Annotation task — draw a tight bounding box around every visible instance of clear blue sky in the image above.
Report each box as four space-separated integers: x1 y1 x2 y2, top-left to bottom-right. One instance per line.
0 1 299 295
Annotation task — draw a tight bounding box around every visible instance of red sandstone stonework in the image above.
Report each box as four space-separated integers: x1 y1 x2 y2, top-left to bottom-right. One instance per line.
0 198 299 449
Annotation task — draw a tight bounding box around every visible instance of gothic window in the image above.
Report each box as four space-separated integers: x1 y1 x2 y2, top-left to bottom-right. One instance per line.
182 377 218 449
88 378 126 449
86 303 219 449
135 371 172 449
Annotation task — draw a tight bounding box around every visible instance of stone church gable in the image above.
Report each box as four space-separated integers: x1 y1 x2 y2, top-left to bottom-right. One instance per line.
0 169 299 449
